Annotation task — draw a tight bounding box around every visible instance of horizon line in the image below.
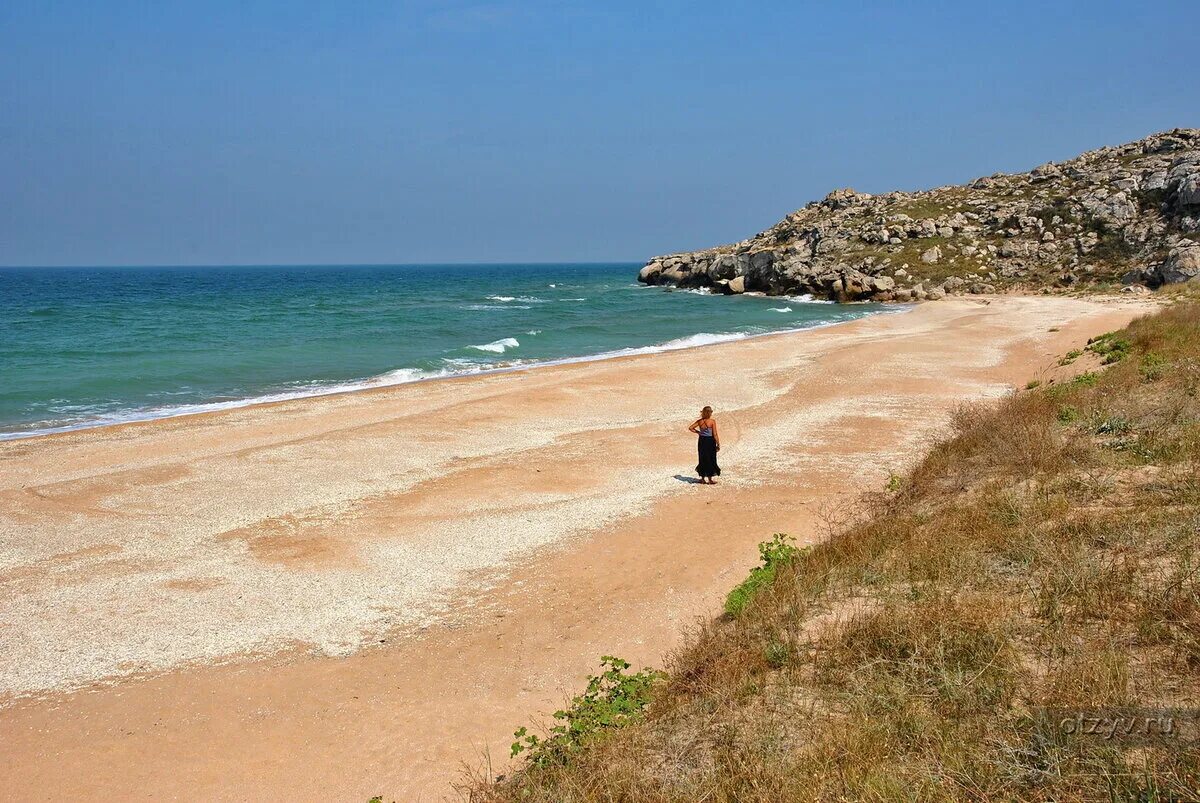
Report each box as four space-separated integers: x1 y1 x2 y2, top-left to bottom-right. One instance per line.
0 260 647 270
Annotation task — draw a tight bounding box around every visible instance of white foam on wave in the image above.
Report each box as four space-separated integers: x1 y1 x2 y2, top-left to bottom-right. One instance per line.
462 304 532 311
486 295 545 303
469 337 520 354
769 307 793 313
784 293 836 305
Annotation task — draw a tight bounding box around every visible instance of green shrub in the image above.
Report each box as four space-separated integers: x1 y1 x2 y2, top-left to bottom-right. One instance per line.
1058 349 1083 366
1087 332 1131 364
724 534 805 617
510 656 664 767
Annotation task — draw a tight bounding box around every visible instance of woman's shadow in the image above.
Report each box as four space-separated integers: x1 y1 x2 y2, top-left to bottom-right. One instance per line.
673 474 704 484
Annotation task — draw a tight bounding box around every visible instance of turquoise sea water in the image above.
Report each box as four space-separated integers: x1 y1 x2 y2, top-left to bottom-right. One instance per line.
0 264 890 439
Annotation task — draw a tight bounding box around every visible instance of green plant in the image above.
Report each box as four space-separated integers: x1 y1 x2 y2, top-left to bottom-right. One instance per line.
1140 352 1167 382
509 657 664 767
764 639 792 668
1026 379 1042 390
1057 405 1080 424
1087 332 1131 364
1059 349 1082 366
724 534 805 617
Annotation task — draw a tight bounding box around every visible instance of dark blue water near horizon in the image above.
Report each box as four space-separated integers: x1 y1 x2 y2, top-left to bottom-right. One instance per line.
0 263 888 439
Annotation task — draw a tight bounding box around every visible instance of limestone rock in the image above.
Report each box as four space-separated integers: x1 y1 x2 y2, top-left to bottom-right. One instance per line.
1178 173 1200 207
1158 244 1200 284
637 263 662 284
634 129 1200 301
870 275 896 293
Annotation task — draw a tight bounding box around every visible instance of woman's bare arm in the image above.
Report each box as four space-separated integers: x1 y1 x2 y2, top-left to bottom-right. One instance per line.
712 420 720 448
688 419 701 434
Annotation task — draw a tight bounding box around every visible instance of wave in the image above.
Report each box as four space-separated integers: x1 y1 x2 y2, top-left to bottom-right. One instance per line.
461 304 532 311
469 337 520 354
783 293 835 305
0 368 450 442
769 307 793 313
486 295 545 303
0 309 910 442
654 331 754 350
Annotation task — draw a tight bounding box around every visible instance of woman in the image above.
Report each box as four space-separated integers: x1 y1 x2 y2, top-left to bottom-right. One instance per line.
688 406 721 484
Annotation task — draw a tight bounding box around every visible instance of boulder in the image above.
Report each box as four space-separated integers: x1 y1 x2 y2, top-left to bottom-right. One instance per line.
637 262 662 284
1121 266 1155 285
659 265 686 285
1178 173 1200 206
870 275 896 293
727 276 746 294
1158 244 1200 284
920 246 942 264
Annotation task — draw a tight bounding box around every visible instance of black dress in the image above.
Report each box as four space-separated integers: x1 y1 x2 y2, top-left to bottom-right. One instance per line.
696 431 721 478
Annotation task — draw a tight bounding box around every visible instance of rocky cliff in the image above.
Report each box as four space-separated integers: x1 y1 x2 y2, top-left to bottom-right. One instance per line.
638 129 1200 301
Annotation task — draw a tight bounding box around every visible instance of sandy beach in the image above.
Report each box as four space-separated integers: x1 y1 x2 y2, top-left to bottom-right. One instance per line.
0 295 1152 800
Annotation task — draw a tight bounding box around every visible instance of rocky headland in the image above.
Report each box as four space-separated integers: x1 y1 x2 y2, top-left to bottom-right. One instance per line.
638 128 1200 302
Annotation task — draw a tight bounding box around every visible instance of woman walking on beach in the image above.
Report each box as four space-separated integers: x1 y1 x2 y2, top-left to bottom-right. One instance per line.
689 406 721 484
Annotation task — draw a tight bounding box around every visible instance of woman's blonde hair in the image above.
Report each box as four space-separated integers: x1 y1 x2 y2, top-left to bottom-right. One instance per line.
701 406 713 417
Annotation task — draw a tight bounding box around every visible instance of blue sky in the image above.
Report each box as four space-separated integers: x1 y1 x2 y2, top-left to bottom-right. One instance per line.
2 1 1197 266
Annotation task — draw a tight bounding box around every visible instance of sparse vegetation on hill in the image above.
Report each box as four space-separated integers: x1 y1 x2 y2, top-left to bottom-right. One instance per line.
472 300 1200 802
638 129 1200 302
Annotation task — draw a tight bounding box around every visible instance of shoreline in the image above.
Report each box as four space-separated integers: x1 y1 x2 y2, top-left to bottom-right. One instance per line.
0 299 897 443
0 294 1156 799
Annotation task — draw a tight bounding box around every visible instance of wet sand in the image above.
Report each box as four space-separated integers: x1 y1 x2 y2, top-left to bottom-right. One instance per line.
0 295 1151 800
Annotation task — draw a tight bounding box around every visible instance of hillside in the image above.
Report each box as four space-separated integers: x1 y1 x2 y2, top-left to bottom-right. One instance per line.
474 299 1200 801
637 129 1200 302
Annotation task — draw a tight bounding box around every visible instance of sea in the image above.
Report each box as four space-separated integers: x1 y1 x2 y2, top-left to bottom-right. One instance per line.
0 263 892 439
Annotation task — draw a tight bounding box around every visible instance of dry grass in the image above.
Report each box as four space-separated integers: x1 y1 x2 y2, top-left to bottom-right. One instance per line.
468 303 1200 803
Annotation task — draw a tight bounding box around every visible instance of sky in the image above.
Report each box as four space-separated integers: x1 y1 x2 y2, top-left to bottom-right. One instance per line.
2 1 1198 267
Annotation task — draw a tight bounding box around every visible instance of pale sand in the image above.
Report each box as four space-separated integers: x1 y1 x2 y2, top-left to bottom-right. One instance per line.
0 295 1152 800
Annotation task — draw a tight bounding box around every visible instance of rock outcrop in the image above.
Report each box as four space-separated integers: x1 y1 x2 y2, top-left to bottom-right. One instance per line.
637 129 1200 301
